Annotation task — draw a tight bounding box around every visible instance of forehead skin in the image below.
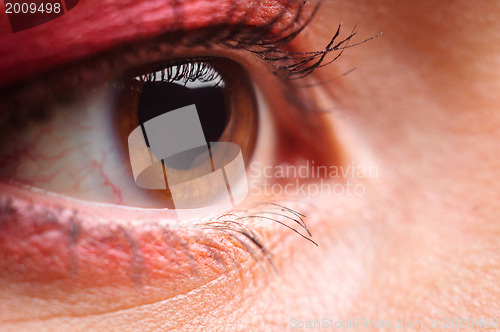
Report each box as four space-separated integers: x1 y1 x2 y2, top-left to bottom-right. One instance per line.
1 0 500 330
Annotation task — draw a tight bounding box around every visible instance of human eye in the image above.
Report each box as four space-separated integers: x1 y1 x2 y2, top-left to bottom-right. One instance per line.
0 0 369 326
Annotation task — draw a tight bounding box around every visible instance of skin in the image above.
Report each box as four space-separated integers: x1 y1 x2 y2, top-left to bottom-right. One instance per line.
1 0 500 330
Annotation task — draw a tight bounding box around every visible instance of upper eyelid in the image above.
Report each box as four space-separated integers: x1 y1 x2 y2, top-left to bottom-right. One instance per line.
0 0 297 87
0 2 319 124
0 0 316 89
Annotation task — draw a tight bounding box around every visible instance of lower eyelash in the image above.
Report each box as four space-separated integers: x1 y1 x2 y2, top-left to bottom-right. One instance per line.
0 196 315 285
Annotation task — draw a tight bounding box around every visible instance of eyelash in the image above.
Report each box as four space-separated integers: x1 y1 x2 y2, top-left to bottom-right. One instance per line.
134 60 225 87
0 0 365 127
198 201 317 270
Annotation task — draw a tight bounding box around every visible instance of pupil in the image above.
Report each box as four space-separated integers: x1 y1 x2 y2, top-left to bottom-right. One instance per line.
136 66 228 144
135 62 228 170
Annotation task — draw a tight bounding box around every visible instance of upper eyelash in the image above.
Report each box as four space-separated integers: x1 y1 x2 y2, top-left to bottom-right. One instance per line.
251 24 377 80
0 0 360 125
134 61 225 87
208 1 377 80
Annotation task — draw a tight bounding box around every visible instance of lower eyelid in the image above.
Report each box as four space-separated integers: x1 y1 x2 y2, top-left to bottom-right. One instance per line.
2 180 315 320
0 182 251 272
0 180 316 321
0 184 252 318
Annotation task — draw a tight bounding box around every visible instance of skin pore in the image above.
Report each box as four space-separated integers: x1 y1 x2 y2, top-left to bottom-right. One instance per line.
1 0 500 330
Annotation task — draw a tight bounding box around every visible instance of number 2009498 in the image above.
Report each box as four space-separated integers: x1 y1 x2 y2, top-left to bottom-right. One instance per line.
5 2 61 14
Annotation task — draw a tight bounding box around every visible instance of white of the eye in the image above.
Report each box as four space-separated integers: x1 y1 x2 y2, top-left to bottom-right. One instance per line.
248 82 277 177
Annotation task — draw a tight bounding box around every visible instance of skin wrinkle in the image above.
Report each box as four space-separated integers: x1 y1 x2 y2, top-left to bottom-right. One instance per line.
1 263 243 325
161 227 199 276
68 211 80 274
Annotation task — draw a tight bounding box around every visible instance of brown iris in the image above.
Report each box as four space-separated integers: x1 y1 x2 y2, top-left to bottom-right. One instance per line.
114 57 257 208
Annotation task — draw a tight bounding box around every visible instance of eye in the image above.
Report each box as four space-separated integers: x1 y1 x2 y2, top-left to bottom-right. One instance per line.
0 57 258 209
0 1 366 320
0 44 324 295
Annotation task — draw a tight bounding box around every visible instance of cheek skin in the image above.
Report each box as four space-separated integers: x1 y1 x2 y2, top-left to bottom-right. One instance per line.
277 0 500 322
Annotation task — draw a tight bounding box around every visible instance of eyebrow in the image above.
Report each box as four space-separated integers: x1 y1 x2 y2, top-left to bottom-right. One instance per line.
0 0 314 87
